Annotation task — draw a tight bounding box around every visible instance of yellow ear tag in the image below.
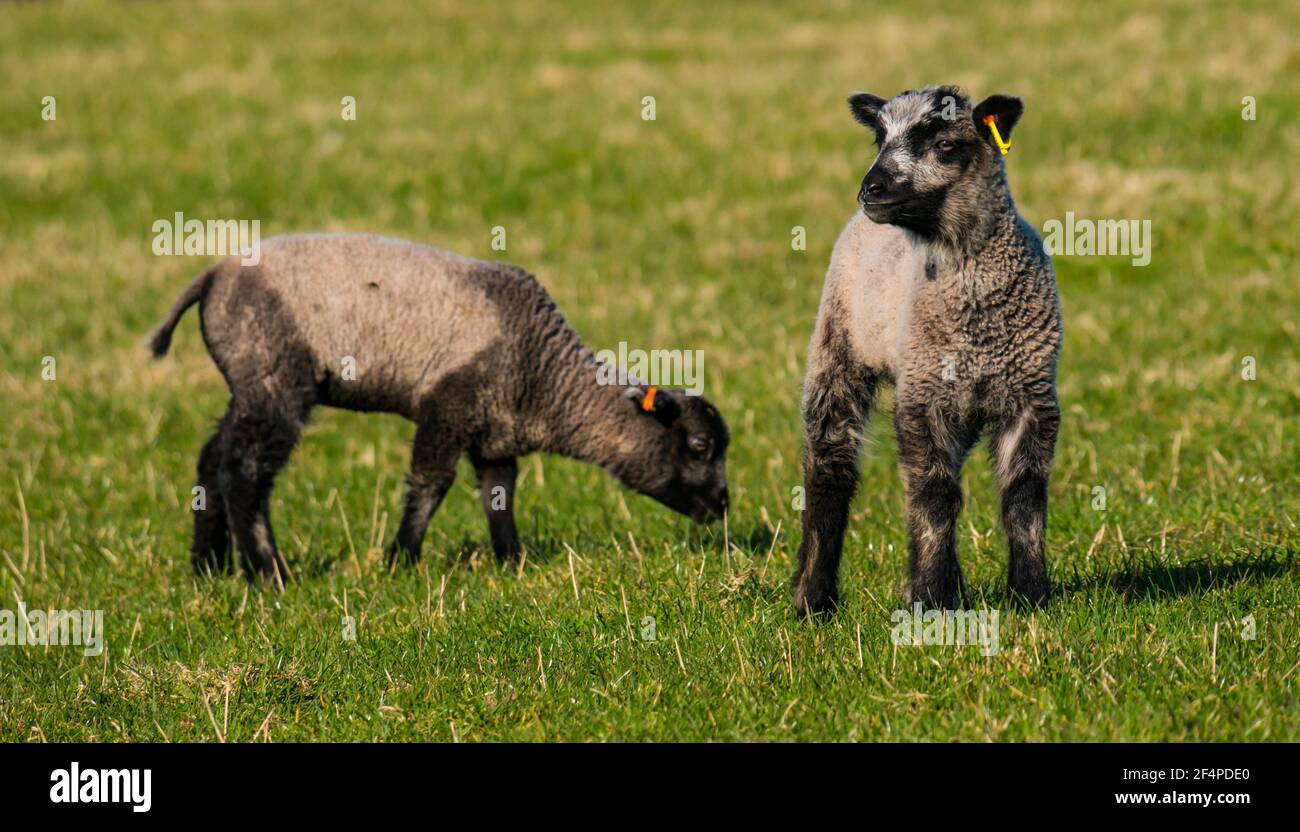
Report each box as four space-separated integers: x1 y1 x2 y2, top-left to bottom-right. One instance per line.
983 114 1011 155
641 386 658 412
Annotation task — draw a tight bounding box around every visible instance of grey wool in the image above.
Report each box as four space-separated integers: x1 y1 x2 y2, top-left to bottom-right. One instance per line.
791 86 1063 615
150 233 730 587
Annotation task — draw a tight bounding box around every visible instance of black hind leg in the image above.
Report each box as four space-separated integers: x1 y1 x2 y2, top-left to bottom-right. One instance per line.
219 401 305 589
387 418 464 567
895 401 976 610
192 414 231 575
995 402 1060 607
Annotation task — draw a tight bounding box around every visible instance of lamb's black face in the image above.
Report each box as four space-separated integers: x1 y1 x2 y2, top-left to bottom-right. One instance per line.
624 387 730 523
848 87 1024 239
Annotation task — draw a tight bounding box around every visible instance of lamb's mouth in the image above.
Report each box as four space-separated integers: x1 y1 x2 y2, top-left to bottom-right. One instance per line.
862 197 929 228
648 489 725 524
861 199 909 220
690 501 727 524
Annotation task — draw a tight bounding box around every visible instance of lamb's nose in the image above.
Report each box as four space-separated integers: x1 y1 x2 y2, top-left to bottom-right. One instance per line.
865 181 885 196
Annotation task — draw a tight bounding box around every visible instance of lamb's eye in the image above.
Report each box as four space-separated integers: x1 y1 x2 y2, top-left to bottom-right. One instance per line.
936 139 957 152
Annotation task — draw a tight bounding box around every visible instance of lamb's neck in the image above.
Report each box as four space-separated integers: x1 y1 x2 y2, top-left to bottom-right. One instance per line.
931 180 1023 278
531 344 659 480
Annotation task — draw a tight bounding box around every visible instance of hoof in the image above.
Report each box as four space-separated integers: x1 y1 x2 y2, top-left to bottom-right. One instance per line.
791 581 839 618
493 544 523 568
385 539 420 569
903 581 962 611
191 551 229 577
244 560 289 591
1008 579 1050 609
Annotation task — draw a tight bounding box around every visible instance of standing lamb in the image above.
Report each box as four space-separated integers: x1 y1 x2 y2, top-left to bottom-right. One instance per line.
149 234 730 587
791 86 1062 616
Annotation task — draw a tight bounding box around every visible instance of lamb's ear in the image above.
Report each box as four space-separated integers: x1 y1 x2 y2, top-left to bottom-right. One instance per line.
623 386 680 426
847 92 887 138
972 94 1024 145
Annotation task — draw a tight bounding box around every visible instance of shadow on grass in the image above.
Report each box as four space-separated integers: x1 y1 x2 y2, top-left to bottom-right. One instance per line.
869 551 1300 613
726 524 780 557
1056 552 1297 601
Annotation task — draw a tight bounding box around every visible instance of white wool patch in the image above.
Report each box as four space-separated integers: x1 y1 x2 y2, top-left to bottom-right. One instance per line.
879 92 936 139
996 408 1034 481
876 88 971 181
877 93 940 177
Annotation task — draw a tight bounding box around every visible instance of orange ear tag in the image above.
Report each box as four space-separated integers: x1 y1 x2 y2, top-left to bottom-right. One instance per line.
983 114 1012 155
641 386 658 412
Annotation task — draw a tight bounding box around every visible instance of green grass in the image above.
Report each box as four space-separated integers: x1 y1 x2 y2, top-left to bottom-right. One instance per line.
1 0 1298 741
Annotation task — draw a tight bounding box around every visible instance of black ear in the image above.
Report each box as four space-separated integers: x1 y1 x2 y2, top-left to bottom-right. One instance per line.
972 94 1024 146
624 386 680 426
847 92 887 138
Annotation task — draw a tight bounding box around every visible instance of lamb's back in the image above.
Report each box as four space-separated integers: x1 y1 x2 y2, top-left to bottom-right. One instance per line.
201 233 513 417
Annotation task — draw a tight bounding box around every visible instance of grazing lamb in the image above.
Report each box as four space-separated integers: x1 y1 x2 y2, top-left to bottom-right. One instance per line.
149 234 730 587
791 86 1062 616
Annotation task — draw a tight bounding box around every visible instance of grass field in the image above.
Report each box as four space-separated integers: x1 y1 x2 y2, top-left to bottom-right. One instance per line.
1 0 1297 741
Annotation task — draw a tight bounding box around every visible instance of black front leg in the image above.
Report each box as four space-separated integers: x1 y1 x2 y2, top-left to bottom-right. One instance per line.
791 369 877 616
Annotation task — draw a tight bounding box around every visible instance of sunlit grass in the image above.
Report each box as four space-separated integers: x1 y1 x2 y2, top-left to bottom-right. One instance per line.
0 0 1296 741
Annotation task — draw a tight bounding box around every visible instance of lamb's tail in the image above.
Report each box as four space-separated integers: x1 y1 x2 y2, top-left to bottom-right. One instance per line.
148 267 215 358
